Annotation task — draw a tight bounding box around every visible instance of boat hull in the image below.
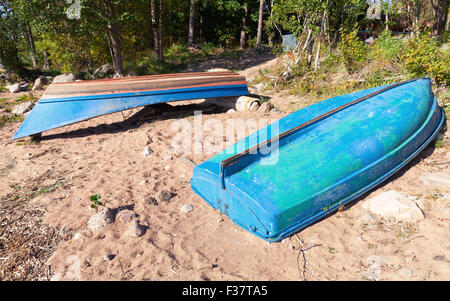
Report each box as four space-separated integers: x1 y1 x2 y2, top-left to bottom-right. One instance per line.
190 78 444 241
12 72 249 140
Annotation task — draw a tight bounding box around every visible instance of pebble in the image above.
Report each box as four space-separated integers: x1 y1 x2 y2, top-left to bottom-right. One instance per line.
164 165 170 170
158 190 174 202
50 272 64 281
180 204 194 213
72 232 83 241
258 102 274 113
145 197 158 206
126 221 146 237
116 210 138 224
226 109 237 114
103 254 116 261
142 146 153 157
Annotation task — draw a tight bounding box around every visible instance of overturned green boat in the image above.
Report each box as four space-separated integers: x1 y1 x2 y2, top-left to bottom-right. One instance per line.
191 78 444 241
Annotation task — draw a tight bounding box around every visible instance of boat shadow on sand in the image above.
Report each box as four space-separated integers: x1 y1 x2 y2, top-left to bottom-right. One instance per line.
38 102 229 141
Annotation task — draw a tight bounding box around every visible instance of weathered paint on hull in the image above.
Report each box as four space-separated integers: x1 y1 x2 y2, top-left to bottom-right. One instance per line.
190 78 444 241
12 72 249 140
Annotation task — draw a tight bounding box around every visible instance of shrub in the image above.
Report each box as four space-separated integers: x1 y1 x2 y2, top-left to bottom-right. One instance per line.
339 29 367 73
403 33 450 85
371 30 403 62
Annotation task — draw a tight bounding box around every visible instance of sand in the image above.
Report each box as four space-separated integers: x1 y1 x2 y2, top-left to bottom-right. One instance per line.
0 56 449 281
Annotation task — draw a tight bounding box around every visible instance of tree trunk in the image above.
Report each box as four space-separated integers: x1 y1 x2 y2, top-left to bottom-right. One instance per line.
24 24 37 69
412 0 420 36
158 0 164 61
150 0 161 61
43 50 50 70
431 0 449 35
239 1 248 49
256 0 264 48
107 23 124 77
188 0 195 46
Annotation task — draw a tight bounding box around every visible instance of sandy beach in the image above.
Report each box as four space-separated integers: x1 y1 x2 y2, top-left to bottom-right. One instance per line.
1 57 449 281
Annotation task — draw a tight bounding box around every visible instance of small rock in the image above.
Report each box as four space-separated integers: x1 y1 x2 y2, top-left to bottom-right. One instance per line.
72 232 83 240
87 208 115 231
145 197 158 206
142 146 153 157
158 190 174 202
50 272 64 281
226 108 237 114
419 172 450 187
361 191 424 222
163 155 173 161
53 73 77 83
126 221 145 237
32 76 48 91
139 180 148 185
164 165 170 170
116 210 138 224
180 204 194 213
433 255 446 261
103 254 116 261
12 101 34 115
9 83 21 93
258 102 274 113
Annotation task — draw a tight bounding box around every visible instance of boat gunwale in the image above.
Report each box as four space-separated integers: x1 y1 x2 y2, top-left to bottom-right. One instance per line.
218 78 429 189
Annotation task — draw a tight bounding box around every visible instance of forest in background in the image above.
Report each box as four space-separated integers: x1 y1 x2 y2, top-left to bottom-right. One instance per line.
0 0 448 87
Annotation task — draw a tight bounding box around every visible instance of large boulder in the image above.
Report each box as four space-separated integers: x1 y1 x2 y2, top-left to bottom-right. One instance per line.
361 190 424 222
52 73 77 83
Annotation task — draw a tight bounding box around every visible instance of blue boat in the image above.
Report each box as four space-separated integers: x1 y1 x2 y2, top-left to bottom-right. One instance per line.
12 71 249 140
190 78 444 241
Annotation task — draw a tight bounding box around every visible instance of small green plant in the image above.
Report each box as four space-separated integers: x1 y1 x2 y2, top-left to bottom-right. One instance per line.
15 93 37 103
90 193 103 212
0 114 24 128
328 247 337 254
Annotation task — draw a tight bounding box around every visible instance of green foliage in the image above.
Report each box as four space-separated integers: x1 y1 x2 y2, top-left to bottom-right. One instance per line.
15 93 38 103
403 34 450 85
339 29 367 73
371 30 403 62
89 193 103 212
0 114 24 128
